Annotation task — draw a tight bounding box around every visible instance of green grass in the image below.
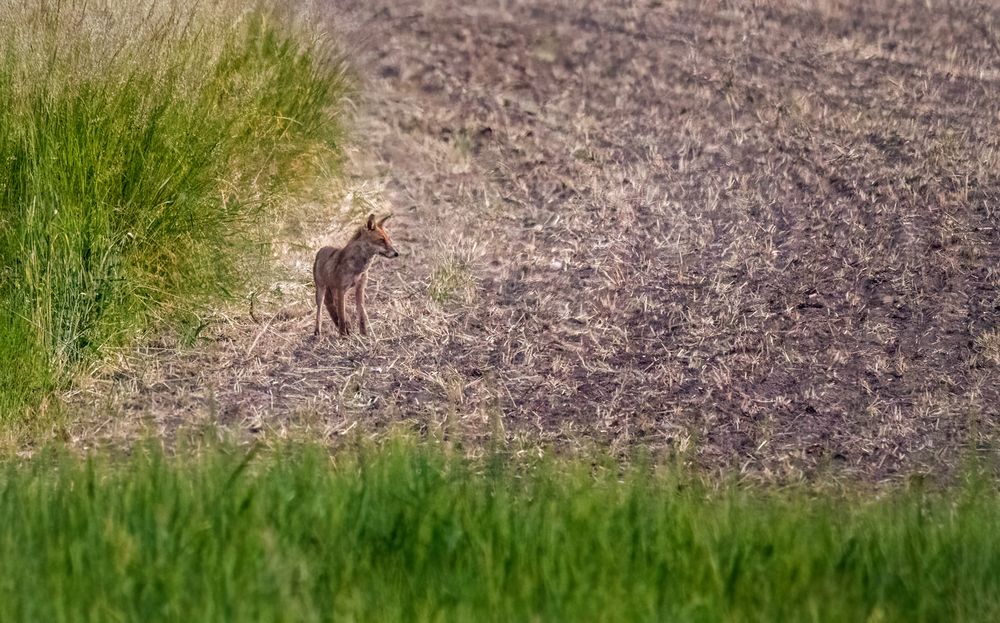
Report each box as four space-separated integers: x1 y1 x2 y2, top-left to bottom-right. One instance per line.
0 0 351 423
1 438 999 622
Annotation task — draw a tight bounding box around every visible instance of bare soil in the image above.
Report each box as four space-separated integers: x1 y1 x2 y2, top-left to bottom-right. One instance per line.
68 0 1000 480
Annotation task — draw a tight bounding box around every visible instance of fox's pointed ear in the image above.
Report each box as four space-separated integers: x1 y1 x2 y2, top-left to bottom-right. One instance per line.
377 214 392 227
366 214 376 230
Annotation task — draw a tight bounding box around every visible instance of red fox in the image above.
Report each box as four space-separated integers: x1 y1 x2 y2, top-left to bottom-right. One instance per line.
313 213 399 337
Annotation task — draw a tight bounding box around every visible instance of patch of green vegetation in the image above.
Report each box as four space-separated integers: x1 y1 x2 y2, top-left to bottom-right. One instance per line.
429 255 472 303
0 0 352 424
1 438 999 621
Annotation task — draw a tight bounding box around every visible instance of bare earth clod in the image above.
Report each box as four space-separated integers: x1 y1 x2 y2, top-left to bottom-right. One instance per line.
69 1 1000 480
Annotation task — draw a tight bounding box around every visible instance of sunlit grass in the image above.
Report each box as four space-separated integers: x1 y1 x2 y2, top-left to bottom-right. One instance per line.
0 0 351 423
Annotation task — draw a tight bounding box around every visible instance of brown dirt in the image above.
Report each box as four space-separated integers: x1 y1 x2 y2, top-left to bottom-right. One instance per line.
67 0 1000 480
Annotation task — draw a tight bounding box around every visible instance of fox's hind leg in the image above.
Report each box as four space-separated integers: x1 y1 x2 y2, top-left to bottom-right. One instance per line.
314 286 325 336
335 288 350 336
324 289 342 334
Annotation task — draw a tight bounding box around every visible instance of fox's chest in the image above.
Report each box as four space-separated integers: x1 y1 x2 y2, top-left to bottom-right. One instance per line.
347 271 367 288
322 248 373 289
334 261 370 289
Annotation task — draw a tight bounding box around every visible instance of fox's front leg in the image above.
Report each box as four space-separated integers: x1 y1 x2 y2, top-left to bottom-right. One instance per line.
335 287 350 336
355 273 369 336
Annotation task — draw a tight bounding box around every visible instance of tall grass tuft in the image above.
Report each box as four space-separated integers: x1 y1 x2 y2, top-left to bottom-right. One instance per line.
1 438 999 621
0 0 351 423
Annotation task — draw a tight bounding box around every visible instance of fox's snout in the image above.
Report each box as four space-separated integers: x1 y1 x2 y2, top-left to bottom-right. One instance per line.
382 246 400 258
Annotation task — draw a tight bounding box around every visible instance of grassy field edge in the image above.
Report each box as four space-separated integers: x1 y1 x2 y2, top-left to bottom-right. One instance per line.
0 0 353 427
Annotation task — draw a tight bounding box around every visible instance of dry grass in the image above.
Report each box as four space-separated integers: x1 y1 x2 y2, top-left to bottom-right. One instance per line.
63 0 1000 481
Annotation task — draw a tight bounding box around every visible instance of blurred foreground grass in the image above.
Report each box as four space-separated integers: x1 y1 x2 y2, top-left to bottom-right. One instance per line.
1 437 998 622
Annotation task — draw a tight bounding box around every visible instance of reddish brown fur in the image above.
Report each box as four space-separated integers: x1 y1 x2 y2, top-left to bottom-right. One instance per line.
313 213 399 337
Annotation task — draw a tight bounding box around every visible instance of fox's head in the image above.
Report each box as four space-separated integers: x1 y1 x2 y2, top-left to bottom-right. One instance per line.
361 213 399 258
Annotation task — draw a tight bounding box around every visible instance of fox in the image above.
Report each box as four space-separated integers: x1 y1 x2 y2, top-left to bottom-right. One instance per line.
313 213 399 338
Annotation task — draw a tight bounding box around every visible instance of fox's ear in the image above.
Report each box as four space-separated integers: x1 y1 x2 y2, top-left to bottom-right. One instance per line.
377 214 392 227
366 214 376 230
